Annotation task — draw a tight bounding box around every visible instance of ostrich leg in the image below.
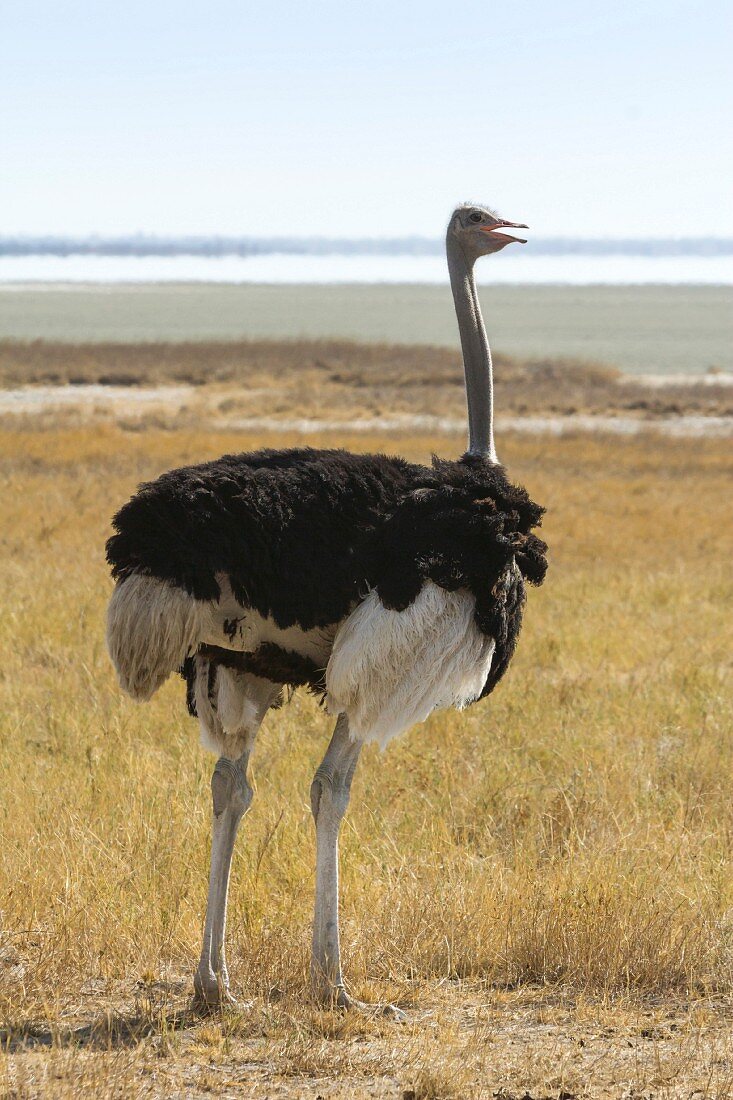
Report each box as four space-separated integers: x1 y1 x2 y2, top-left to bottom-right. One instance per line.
192 672 280 1008
310 714 404 1018
193 746 254 1008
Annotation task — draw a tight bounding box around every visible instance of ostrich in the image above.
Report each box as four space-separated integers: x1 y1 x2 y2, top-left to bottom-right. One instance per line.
106 203 548 1014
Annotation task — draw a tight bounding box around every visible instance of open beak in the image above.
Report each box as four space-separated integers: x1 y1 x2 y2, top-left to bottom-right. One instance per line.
479 220 528 245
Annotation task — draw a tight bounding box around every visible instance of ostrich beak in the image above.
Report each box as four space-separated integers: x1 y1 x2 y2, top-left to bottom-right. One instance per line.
479 220 529 245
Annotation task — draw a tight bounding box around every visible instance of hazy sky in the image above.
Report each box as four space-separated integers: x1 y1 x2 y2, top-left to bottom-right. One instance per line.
2 0 731 238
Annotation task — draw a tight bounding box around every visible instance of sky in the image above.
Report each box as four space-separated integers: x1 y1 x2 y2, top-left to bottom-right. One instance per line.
1 0 731 239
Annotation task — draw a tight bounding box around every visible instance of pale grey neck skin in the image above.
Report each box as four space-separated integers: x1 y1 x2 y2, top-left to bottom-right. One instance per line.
447 232 497 461
446 204 528 463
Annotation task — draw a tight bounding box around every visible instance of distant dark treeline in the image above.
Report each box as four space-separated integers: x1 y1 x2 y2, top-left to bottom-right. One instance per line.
1 236 732 258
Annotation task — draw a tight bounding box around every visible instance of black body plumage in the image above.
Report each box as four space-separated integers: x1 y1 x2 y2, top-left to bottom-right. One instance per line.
107 447 547 704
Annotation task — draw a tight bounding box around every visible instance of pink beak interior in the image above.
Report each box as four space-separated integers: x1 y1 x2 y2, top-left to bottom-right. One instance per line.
479 220 529 244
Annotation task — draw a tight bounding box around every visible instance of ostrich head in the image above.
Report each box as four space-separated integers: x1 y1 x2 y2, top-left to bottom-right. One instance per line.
447 204 528 261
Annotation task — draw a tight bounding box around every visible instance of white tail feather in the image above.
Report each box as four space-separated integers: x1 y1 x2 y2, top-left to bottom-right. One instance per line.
106 574 208 700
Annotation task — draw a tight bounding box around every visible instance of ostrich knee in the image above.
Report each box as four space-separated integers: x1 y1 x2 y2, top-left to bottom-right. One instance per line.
212 755 253 822
310 766 352 827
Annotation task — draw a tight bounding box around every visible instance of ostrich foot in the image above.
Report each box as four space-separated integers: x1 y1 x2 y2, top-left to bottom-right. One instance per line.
317 983 407 1021
192 970 249 1012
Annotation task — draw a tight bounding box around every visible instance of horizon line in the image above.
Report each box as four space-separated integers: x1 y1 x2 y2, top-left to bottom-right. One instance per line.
1 235 732 259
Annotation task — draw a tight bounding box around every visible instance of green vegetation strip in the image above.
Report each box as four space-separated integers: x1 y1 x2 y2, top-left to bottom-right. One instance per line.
0 284 730 375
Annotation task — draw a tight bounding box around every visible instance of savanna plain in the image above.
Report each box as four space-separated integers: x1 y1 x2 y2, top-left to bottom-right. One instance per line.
1 365 732 1097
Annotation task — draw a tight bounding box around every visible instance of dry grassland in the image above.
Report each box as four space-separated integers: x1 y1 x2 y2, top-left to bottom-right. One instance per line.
0 421 731 1097
2 340 732 420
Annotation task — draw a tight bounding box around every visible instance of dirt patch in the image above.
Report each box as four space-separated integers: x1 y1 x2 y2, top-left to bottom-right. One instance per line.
3 984 732 1098
0 382 194 415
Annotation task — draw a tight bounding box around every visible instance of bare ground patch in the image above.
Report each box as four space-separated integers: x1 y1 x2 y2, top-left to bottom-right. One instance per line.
3 985 733 1097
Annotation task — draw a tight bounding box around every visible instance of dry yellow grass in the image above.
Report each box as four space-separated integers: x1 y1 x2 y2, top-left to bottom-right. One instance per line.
2 339 732 419
0 421 732 1097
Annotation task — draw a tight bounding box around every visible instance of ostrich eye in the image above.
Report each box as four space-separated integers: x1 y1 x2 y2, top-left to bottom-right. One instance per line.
468 212 483 223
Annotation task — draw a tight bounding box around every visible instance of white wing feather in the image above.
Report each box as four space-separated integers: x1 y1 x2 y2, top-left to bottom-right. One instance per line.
326 580 495 748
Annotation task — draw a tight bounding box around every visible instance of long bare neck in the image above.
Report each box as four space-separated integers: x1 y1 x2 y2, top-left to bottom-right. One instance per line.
447 234 496 461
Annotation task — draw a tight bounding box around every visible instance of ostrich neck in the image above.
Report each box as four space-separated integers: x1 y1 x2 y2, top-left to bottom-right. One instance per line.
447 236 496 461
